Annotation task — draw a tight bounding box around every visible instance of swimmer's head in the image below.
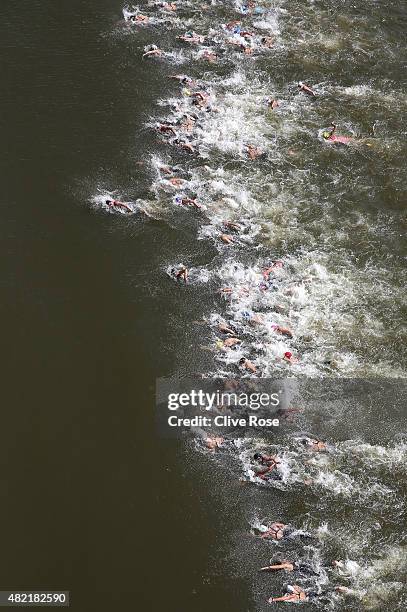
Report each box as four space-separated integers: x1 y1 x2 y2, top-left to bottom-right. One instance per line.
239 357 246 365
253 453 261 460
105 199 111 204
322 131 331 139
284 351 292 359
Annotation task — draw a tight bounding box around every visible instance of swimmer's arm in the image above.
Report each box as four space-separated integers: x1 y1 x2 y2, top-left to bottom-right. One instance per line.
263 454 277 461
255 467 271 478
268 594 296 602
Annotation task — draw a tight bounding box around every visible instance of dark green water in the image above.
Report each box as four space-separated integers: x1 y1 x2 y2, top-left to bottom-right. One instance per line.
0 2 231 611
1 1 406 611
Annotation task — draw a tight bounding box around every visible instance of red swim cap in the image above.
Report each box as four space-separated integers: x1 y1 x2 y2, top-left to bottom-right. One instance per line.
284 351 292 359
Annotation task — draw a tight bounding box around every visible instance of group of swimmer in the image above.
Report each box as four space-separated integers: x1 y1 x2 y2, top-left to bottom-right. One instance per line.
202 422 393 604
120 1 362 375
261 555 352 603
251 443 360 604
252 437 326 481
114 2 381 606
108 2 357 223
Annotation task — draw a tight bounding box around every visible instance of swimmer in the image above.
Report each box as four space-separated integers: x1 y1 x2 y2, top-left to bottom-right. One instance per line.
175 266 188 284
246 144 263 160
220 234 234 244
161 2 177 10
225 20 241 30
223 337 241 348
334 586 352 594
322 123 353 144
268 98 280 109
262 559 319 574
260 279 274 291
168 177 185 187
254 453 281 479
191 91 210 107
179 114 196 132
261 36 275 48
159 164 177 175
105 199 133 213
218 322 237 335
284 351 299 364
227 38 245 48
272 325 293 339
269 585 308 603
260 522 286 540
205 435 224 451
192 91 207 100
239 357 257 374
129 14 149 23
173 139 195 153
201 50 217 62
241 44 253 55
242 0 256 12
177 31 205 44
226 20 242 33
169 75 195 86
249 314 264 326
260 561 294 572
143 45 162 58
223 221 241 232
263 261 283 278
301 438 327 452
254 452 280 465
298 81 316 96
175 196 202 209
157 123 177 136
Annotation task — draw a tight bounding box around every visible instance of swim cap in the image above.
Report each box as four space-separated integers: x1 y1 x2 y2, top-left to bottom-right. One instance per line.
322 131 330 139
284 351 292 359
